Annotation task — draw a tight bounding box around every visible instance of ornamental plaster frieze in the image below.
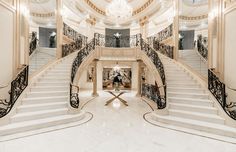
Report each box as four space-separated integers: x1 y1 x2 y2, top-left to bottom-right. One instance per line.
179 14 208 21
224 0 236 8
84 0 155 17
30 12 55 18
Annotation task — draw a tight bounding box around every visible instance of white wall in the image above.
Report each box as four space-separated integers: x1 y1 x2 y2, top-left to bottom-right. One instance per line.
224 9 236 103
0 3 14 99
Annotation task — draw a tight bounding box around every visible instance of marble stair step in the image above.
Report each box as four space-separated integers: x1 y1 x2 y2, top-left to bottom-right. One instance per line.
34 82 69 87
167 87 205 93
169 103 218 114
0 113 84 136
22 96 68 105
168 97 213 106
168 92 209 99
17 102 67 113
26 91 68 98
30 86 68 92
152 114 236 138
12 108 68 123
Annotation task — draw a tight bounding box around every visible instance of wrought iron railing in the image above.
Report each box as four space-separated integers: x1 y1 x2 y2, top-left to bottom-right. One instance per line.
208 69 236 120
62 23 88 57
141 83 166 109
140 38 166 108
63 23 88 46
0 65 29 118
70 39 95 108
197 41 208 60
29 32 38 56
94 33 141 48
147 24 174 59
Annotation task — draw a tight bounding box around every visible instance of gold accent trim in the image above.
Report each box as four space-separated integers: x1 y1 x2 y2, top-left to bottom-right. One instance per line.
84 0 105 15
179 14 208 20
133 0 154 16
30 12 55 17
224 0 236 8
84 0 154 16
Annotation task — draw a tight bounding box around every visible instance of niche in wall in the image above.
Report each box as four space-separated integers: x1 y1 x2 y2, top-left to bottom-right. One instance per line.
39 27 57 48
105 28 130 47
179 30 194 50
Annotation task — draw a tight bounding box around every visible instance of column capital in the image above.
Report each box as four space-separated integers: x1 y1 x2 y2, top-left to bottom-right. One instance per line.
139 16 149 27
86 16 97 26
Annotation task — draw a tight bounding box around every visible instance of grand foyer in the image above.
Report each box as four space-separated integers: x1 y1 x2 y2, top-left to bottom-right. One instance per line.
1 0 236 151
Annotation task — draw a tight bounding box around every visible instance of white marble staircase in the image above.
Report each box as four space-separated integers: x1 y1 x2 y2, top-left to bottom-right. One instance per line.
151 54 236 139
0 54 85 137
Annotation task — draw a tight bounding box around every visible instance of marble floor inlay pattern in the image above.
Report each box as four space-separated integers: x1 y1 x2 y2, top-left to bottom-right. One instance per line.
0 90 236 152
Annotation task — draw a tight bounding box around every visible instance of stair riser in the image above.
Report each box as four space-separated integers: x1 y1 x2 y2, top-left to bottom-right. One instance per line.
27 92 68 98
12 110 68 123
168 99 213 106
169 104 217 114
1 115 84 136
38 79 70 83
35 83 69 87
30 87 68 92
167 88 205 94
17 103 67 113
168 93 209 99
152 116 236 138
168 84 201 88
23 97 68 105
169 111 224 124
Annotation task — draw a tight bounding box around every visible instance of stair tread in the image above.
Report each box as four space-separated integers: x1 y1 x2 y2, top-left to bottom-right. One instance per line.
154 114 236 132
28 91 68 94
169 103 217 110
22 96 67 101
19 102 67 108
168 96 212 102
12 108 68 117
168 92 208 96
169 109 223 119
1 113 81 130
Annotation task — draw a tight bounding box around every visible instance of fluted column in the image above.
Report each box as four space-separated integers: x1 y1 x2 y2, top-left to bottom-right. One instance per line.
92 59 99 97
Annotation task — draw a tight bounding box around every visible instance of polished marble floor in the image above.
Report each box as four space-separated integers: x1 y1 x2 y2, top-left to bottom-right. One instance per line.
0 90 236 152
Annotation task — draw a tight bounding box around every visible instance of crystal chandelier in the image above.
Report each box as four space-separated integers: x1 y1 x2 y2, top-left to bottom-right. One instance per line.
106 0 133 20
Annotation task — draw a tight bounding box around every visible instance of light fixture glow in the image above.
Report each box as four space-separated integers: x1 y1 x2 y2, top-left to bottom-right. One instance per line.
106 0 133 21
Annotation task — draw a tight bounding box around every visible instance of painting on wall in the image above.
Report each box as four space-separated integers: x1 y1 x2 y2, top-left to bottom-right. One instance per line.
103 68 132 90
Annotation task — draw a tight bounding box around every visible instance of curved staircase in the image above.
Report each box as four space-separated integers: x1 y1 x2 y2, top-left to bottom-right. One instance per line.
0 54 86 138
151 54 236 139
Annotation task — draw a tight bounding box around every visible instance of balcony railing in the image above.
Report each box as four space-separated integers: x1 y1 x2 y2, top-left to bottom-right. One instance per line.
94 33 141 48
0 65 29 118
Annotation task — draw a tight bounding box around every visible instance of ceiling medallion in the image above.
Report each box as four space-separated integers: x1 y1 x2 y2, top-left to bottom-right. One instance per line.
106 0 133 21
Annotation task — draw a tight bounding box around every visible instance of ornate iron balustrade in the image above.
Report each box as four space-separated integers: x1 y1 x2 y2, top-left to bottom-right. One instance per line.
0 65 29 118
141 38 166 86
147 24 173 43
62 23 88 57
70 39 95 108
94 33 141 48
197 35 208 60
29 32 38 56
147 24 174 59
63 23 88 46
141 83 166 109
208 69 236 120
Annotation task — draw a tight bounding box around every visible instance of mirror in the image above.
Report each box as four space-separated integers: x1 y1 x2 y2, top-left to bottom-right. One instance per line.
28 0 57 75
178 0 208 78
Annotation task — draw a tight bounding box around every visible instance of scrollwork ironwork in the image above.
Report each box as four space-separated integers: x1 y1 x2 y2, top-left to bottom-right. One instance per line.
208 69 236 120
197 35 208 60
0 65 29 118
70 39 95 108
141 83 166 109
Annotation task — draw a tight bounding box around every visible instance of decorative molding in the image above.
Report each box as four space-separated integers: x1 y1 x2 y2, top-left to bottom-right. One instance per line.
132 0 154 16
84 0 106 15
30 12 55 18
179 14 208 20
86 16 96 26
224 0 236 9
84 0 154 17
139 16 149 26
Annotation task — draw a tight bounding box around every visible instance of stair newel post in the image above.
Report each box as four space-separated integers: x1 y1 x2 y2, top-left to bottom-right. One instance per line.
136 59 142 97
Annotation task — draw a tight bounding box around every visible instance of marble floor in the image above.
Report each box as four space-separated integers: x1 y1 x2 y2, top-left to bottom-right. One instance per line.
0 90 236 152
